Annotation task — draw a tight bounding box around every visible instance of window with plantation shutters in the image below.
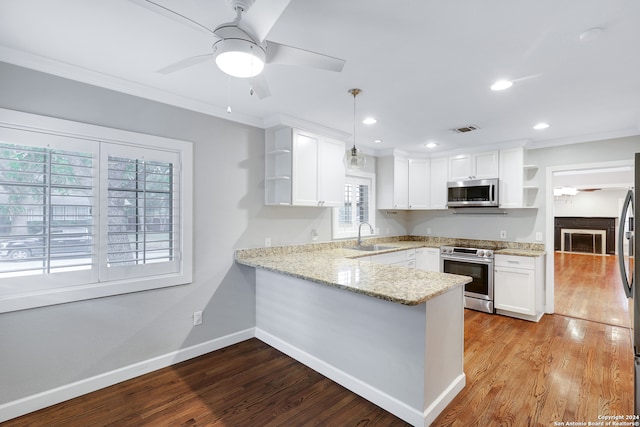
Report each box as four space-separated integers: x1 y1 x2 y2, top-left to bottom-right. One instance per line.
332 172 376 239
0 128 98 291
102 146 182 282
0 109 193 313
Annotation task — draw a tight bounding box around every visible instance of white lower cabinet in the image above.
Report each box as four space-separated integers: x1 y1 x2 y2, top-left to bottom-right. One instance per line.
370 249 416 268
415 247 440 272
494 254 545 322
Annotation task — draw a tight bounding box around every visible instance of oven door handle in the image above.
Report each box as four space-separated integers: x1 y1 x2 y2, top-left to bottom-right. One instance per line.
440 256 494 265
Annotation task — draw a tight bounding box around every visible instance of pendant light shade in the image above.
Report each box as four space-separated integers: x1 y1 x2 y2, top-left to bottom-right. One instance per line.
344 88 366 170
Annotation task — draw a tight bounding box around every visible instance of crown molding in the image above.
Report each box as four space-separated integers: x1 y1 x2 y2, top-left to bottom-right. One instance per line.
0 46 264 128
263 113 350 141
527 128 640 150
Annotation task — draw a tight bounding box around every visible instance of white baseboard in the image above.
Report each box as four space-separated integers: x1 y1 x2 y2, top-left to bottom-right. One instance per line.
0 328 255 423
256 328 463 427
496 309 544 322
422 373 466 426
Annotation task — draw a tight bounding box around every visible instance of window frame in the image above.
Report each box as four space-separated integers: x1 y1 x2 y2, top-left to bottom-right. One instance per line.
332 170 376 240
0 108 193 313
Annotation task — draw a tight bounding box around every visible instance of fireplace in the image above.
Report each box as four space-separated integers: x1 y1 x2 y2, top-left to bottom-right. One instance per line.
560 229 606 254
554 217 616 255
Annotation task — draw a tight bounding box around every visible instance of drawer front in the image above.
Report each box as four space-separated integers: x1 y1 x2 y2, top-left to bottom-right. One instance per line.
495 254 534 269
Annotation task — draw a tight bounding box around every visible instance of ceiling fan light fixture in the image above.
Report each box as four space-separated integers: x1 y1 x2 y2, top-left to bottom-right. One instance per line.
214 38 265 78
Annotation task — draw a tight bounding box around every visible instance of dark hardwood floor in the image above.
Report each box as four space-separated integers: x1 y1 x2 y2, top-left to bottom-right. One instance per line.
6 252 634 426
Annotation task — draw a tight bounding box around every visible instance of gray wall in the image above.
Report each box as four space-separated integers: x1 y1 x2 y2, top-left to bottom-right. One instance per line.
0 62 399 407
0 62 258 404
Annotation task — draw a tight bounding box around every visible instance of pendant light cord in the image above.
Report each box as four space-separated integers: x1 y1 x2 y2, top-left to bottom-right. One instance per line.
352 90 356 151
349 88 362 151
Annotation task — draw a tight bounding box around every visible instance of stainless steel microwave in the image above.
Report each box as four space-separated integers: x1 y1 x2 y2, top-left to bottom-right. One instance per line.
447 178 499 207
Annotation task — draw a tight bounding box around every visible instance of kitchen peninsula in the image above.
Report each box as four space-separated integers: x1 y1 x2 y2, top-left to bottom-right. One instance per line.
236 239 472 426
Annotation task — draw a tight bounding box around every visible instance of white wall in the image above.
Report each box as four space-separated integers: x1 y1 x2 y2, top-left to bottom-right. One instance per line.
554 189 629 218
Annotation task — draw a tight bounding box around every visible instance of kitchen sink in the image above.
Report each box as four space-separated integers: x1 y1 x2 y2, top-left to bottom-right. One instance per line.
348 245 398 252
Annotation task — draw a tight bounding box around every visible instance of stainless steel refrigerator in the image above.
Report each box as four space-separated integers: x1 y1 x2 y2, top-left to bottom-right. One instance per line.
619 152 638 415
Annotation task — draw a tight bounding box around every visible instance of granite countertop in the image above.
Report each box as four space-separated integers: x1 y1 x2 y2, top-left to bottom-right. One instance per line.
235 236 545 306
494 248 545 257
236 247 471 306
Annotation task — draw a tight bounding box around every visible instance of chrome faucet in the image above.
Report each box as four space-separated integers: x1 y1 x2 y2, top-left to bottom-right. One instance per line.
357 222 374 247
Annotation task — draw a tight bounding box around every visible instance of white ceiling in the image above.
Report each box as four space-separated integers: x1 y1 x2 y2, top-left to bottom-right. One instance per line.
1 0 639 156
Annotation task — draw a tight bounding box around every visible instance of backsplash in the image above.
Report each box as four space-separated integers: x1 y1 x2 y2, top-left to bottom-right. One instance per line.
235 235 544 260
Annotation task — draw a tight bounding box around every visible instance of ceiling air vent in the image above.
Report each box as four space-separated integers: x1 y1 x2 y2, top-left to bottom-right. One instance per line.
451 125 480 133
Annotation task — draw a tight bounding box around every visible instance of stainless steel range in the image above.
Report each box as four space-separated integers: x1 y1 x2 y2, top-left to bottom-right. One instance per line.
440 245 495 313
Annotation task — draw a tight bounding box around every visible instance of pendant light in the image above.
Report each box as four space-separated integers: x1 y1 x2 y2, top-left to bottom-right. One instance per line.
344 88 366 170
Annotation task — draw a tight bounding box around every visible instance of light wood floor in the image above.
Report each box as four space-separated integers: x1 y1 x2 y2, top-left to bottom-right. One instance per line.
554 251 630 327
7 253 634 426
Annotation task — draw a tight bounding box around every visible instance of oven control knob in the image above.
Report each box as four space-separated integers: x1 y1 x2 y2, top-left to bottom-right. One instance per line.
477 250 485 257
485 250 493 258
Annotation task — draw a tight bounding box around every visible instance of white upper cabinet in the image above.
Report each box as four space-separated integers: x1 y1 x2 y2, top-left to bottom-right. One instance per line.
448 150 499 181
292 132 320 206
378 155 447 210
498 147 523 208
408 158 430 209
316 136 346 206
429 157 448 209
499 146 537 208
377 155 409 209
265 127 345 207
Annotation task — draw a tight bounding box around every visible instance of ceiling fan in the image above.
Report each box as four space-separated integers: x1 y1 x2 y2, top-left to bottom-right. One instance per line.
130 0 346 98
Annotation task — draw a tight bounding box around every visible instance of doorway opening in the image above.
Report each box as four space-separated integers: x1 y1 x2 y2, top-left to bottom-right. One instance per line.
547 162 633 327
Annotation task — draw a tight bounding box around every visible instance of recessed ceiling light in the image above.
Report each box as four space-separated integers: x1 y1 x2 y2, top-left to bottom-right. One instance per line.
363 117 377 125
490 80 513 91
533 122 549 130
424 142 438 149
373 139 382 144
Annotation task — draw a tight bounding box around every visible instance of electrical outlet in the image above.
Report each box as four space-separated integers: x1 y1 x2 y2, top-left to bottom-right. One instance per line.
311 229 318 241
193 311 202 326
265 237 271 247
500 230 507 239
427 227 432 235
535 232 543 241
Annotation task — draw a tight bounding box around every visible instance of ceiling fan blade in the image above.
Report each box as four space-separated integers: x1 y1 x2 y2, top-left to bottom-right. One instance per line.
265 41 345 72
241 0 292 42
249 74 271 99
129 0 216 36
157 54 213 74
